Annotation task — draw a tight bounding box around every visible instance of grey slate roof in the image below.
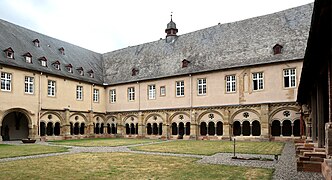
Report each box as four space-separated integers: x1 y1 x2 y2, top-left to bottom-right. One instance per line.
103 3 313 85
0 19 103 84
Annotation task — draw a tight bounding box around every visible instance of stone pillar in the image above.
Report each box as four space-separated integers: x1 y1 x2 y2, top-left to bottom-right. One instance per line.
190 123 197 139
223 109 230 139
116 113 123 136
137 112 145 138
280 124 283 136
291 123 294 137
87 110 94 136
250 124 253 136
326 123 332 157
260 104 270 138
63 108 71 136
240 123 243 136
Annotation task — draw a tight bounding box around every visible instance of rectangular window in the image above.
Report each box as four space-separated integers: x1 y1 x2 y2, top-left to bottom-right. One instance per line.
93 89 99 102
197 78 206 95
160 86 166 96
176 81 184 97
148 85 156 100
24 76 34 94
128 87 135 101
76 86 83 100
110 89 116 103
284 68 296 88
252 72 264 90
47 80 56 96
226 75 236 93
1 72 12 91
41 60 47 67
25 56 32 63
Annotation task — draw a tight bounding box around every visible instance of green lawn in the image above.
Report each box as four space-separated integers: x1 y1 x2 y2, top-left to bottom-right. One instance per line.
49 138 159 147
0 152 273 180
131 140 284 155
0 144 68 159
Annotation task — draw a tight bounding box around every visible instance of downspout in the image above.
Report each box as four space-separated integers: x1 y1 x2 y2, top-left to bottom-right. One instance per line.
189 74 194 139
38 72 42 139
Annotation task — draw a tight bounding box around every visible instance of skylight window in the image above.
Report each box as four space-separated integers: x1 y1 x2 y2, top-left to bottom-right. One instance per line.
23 52 32 63
4 47 14 59
38 57 48 67
33 39 40 47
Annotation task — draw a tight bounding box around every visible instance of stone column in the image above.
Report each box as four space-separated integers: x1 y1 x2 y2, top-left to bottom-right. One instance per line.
137 112 145 138
250 124 253 136
280 124 283 136
223 109 230 139
87 110 94 137
291 123 294 137
116 113 123 136
260 104 270 138
63 108 71 137
240 123 243 136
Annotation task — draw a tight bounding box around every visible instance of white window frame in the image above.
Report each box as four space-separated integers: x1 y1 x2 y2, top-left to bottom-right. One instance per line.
197 78 206 95
24 76 34 94
1 72 12 91
110 89 116 103
41 60 47 67
76 86 83 100
283 68 296 88
252 72 264 91
160 86 166 96
176 81 184 97
47 80 56 96
93 89 99 102
128 87 135 101
148 85 156 100
226 75 236 93
54 64 60 70
25 56 32 63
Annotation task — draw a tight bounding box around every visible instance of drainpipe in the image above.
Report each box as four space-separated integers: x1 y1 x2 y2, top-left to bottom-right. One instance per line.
38 72 43 139
189 74 194 139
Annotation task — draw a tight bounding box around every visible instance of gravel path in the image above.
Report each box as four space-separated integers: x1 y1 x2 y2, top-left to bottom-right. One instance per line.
0 141 325 179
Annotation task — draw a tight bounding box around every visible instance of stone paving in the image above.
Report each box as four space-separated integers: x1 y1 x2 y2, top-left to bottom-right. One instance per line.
0 141 324 179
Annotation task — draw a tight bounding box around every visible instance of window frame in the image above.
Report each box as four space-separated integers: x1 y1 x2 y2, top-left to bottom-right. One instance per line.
128 87 135 101
47 80 56 97
93 88 99 103
197 78 207 96
76 86 83 100
252 72 264 91
110 89 116 103
176 81 185 97
160 86 166 96
1 72 12 92
283 68 296 88
226 75 236 93
24 76 34 94
148 84 156 100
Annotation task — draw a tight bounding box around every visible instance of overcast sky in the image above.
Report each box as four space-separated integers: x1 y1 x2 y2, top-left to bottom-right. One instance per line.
0 0 313 53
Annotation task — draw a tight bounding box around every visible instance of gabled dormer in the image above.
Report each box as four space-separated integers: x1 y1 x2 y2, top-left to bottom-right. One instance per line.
132 68 139 76
76 67 84 76
4 47 14 59
182 59 190 68
65 64 73 73
52 60 61 70
273 44 283 55
33 39 40 47
87 69 94 78
38 56 48 67
23 52 32 63
59 47 65 55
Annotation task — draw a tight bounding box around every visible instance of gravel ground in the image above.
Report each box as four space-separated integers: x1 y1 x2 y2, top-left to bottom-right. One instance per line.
0 140 325 179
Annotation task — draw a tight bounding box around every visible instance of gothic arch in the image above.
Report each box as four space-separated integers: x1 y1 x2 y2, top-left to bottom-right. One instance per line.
269 107 300 124
69 113 88 123
93 114 106 123
145 113 165 124
106 115 118 124
40 112 62 124
197 110 224 123
123 115 139 124
230 108 260 123
169 111 190 123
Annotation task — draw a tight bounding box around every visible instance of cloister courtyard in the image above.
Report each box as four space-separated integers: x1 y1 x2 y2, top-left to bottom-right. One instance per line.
0 138 324 179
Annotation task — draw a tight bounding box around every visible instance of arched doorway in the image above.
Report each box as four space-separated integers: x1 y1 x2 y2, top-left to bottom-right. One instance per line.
233 121 241 136
282 120 292 136
1 111 29 140
252 120 261 136
242 121 250 136
271 120 281 136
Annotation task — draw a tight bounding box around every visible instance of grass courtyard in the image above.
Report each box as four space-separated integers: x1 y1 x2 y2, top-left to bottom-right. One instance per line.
131 140 284 155
0 144 68 159
0 152 273 180
49 138 158 147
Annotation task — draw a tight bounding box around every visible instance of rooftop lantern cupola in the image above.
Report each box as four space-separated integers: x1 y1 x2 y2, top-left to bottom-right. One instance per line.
165 13 178 43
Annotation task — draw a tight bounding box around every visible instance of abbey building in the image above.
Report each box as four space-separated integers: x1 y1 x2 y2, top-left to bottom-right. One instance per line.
0 4 313 141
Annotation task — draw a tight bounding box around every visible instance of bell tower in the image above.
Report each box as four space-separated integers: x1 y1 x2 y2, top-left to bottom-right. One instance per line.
165 13 178 43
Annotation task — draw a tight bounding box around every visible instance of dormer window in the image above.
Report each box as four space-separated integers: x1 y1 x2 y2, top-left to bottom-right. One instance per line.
33 39 40 47
59 47 65 55
77 67 84 76
132 68 139 76
4 47 14 59
38 57 47 67
273 44 283 55
182 59 190 68
23 52 32 63
87 70 94 78
65 64 73 73
52 61 61 70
